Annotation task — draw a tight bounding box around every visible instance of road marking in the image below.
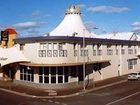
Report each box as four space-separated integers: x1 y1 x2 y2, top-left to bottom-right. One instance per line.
54 101 60 104
106 91 140 105
48 100 53 102
89 92 111 96
61 103 67 105
41 99 47 101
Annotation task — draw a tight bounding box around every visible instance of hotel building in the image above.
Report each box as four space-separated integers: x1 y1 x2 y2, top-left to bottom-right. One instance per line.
0 5 140 90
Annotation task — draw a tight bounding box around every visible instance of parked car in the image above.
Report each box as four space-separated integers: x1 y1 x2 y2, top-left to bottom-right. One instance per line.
128 71 140 80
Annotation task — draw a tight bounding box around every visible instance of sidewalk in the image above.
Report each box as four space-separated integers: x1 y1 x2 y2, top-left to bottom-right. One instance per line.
0 75 127 98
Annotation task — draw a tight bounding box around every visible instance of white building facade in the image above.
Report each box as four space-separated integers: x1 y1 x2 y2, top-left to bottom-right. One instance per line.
13 36 140 90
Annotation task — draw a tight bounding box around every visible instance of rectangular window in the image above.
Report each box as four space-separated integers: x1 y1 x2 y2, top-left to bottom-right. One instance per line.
53 43 57 50
20 44 25 51
51 67 56 75
40 43 47 50
134 59 137 65
121 49 125 55
128 59 137 70
93 50 96 56
64 67 69 83
116 49 118 55
39 67 49 84
39 67 43 83
107 49 113 55
20 66 34 82
48 43 52 50
44 67 49 75
97 50 102 56
58 76 63 83
81 50 88 56
128 60 133 70
44 77 49 83
128 49 133 54
134 49 137 54
51 77 56 83
58 43 63 50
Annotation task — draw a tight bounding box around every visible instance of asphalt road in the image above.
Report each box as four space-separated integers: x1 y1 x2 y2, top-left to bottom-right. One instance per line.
0 80 140 105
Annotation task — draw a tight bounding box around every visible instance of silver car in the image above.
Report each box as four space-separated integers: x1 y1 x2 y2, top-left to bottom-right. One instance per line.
128 72 140 80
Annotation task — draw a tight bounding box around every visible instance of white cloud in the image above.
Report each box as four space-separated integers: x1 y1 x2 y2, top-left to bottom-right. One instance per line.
131 22 140 33
13 21 47 37
76 4 86 8
87 6 129 13
13 21 47 30
132 27 140 33
131 22 140 27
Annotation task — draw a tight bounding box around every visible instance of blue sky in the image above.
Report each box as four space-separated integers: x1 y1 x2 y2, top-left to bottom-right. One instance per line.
0 0 140 37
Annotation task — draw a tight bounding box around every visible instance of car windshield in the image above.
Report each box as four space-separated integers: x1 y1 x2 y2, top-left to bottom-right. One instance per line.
130 73 138 75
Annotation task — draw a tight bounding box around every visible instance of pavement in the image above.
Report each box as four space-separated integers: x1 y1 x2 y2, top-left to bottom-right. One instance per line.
0 75 128 98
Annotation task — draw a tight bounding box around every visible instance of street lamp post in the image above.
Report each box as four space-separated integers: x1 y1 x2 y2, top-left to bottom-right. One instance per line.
83 29 86 91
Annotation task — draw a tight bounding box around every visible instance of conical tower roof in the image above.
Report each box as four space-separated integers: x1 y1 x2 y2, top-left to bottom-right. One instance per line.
49 5 91 37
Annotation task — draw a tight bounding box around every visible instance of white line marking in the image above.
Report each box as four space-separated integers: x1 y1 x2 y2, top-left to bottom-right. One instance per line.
62 103 67 105
48 100 53 102
54 101 60 104
106 91 140 105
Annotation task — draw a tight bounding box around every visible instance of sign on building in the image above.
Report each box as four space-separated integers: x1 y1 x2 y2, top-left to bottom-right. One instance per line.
1 31 9 41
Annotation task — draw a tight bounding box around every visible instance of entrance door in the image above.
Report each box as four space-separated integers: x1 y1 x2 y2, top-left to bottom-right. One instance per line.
78 66 84 82
3 64 16 80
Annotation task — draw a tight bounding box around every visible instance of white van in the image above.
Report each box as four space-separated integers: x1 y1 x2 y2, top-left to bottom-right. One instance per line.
128 71 140 80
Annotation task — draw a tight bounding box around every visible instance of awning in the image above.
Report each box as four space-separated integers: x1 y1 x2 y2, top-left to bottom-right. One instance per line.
20 60 110 67
0 47 30 67
127 57 138 61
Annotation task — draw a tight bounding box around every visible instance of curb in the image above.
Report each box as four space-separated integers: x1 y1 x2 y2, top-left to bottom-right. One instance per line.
0 79 128 99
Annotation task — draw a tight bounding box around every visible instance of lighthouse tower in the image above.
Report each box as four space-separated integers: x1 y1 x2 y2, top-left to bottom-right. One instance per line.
50 5 92 37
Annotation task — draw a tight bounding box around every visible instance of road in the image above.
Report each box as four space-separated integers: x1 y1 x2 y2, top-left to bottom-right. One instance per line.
0 81 140 105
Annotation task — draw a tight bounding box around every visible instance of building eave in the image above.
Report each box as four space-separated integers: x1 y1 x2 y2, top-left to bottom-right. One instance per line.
14 36 140 45
19 60 110 67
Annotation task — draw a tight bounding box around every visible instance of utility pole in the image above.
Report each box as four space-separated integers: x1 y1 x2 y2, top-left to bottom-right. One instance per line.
83 29 86 91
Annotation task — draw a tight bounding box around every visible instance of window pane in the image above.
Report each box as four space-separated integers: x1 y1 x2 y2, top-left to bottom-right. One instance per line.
51 67 56 75
58 67 63 75
31 69 34 74
28 70 31 74
31 75 34 82
70 66 77 77
39 76 43 83
39 68 43 75
44 77 49 83
58 76 63 83
20 69 23 73
64 70 69 75
24 74 26 80
65 76 68 82
64 67 69 75
20 74 23 80
51 77 56 83
44 67 49 75
28 75 30 81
